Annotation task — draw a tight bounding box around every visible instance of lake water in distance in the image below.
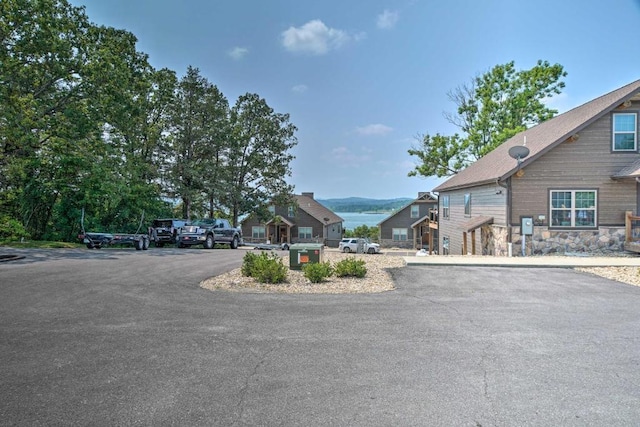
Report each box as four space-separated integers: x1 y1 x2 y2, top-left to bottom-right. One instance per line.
336 212 390 230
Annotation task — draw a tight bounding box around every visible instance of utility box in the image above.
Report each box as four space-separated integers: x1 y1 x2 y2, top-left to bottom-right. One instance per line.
289 243 324 270
521 216 534 236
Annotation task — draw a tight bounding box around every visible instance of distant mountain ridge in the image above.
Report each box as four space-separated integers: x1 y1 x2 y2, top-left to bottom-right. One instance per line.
317 197 413 213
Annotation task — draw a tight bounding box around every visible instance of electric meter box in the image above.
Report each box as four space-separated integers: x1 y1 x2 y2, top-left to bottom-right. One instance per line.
521 216 534 236
289 243 324 270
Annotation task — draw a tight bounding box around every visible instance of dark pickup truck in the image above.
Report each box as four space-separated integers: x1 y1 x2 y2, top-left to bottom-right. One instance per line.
176 218 243 249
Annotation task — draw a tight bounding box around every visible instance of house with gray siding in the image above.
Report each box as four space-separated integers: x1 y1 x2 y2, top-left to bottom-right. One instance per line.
433 79 640 256
378 192 438 250
241 192 344 248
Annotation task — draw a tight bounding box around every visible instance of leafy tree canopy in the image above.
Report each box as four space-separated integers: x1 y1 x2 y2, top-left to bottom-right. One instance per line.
408 60 567 178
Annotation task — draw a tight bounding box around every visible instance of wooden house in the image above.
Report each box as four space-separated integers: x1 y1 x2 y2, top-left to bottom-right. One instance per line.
241 192 344 248
432 79 640 256
377 192 438 250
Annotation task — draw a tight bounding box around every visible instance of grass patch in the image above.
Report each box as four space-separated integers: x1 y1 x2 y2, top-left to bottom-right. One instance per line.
0 240 83 249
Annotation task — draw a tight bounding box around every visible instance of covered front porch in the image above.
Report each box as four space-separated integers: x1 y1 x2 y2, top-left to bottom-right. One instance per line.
411 208 438 254
265 216 294 245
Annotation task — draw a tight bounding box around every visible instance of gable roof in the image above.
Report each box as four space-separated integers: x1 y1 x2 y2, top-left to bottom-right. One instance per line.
295 194 343 225
378 192 438 226
433 79 640 192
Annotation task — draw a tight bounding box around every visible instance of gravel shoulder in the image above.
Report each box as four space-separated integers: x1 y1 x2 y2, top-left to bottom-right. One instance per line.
200 249 640 293
576 266 640 287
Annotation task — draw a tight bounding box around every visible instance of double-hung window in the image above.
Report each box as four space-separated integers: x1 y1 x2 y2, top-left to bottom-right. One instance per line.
442 236 450 255
392 228 408 241
613 113 637 151
550 190 597 228
298 227 312 239
410 205 419 218
288 206 295 217
442 195 450 219
252 226 266 239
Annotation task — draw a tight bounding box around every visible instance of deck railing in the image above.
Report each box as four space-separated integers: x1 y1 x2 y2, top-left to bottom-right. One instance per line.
429 208 438 228
625 211 640 243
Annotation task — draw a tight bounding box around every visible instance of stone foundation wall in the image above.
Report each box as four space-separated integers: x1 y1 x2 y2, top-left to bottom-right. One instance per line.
485 225 509 256
513 226 627 256
379 238 414 249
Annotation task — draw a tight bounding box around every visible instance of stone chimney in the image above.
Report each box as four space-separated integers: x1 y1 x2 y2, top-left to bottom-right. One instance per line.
301 192 314 199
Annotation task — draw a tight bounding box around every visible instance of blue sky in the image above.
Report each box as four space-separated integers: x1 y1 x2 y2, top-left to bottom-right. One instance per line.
69 0 640 199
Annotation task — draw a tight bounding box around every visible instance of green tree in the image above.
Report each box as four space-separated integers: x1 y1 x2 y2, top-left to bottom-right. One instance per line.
345 225 379 241
168 66 228 220
408 60 567 178
222 93 297 226
0 0 158 238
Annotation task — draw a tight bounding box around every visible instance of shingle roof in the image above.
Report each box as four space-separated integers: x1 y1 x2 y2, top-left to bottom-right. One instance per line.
378 192 438 226
295 194 343 225
613 158 640 178
433 79 640 192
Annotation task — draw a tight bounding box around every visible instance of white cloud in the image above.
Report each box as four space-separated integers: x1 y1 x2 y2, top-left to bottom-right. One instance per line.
292 84 308 93
228 47 249 60
281 20 352 55
377 10 399 29
356 124 393 136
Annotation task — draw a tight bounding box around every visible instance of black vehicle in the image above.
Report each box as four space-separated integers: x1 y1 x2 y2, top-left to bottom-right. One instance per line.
176 218 243 249
148 218 187 247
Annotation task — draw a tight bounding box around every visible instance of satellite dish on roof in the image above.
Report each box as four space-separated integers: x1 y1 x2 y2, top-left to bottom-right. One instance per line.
508 145 530 165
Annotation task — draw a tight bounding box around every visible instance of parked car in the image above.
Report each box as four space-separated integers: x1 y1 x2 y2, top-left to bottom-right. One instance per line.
176 218 242 249
338 238 380 254
148 218 187 247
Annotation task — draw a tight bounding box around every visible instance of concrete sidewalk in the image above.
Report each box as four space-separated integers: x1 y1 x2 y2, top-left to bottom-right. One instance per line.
403 254 640 267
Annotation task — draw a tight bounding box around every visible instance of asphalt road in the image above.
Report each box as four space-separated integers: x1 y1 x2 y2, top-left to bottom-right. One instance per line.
1 247 640 426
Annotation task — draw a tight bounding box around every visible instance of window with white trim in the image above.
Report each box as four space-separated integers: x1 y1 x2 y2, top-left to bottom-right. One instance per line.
392 228 408 241
298 227 312 239
410 204 419 218
613 113 637 151
268 205 275 215
288 206 295 217
442 195 450 219
442 236 450 255
550 190 597 227
252 226 266 239
464 193 471 216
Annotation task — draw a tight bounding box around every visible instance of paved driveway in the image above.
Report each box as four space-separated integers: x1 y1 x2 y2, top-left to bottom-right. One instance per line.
1 249 640 426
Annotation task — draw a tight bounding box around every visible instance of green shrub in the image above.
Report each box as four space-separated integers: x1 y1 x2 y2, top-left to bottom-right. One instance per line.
0 216 30 241
251 252 287 284
334 257 367 278
302 262 334 283
241 251 259 277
